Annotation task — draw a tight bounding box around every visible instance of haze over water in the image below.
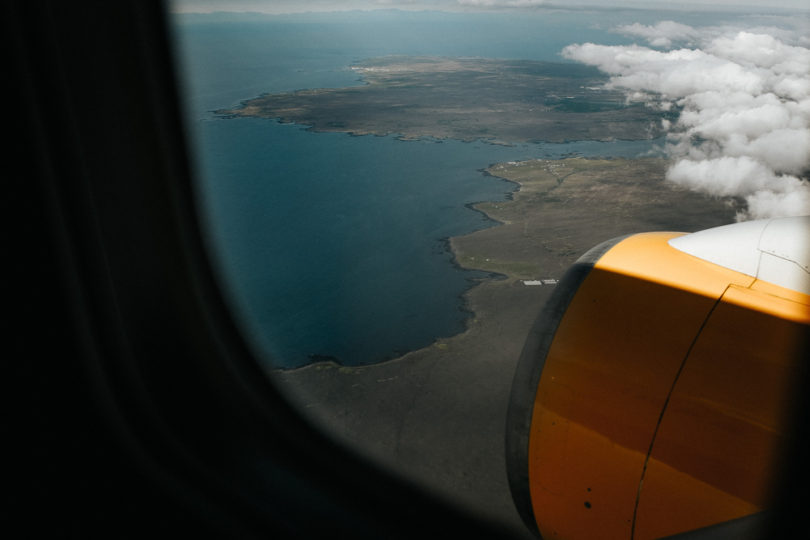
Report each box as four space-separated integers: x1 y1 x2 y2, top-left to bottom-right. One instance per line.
171 9 746 368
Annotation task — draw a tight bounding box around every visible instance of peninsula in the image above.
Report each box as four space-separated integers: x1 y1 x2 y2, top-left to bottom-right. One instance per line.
217 56 667 144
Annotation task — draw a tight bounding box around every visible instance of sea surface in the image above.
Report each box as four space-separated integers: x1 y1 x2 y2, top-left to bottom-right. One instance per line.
169 9 730 368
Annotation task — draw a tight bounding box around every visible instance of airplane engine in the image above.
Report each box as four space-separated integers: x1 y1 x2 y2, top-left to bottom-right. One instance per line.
506 216 810 539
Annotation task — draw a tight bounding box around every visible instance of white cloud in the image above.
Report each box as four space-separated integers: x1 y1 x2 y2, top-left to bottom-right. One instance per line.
667 157 810 220
616 21 703 48
563 24 810 221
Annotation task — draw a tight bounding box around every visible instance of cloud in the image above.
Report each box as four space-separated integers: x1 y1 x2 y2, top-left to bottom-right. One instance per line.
616 21 703 48
667 157 810 220
563 24 810 221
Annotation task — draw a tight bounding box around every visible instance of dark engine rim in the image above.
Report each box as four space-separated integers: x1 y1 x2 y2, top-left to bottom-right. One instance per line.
504 235 630 537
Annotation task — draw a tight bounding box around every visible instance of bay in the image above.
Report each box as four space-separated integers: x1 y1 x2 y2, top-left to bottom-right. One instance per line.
171 10 673 368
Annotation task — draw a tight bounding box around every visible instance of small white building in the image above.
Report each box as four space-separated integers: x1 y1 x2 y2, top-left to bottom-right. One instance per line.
521 279 558 286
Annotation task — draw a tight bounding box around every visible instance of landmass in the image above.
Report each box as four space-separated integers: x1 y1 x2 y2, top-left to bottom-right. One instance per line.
274 157 736 537
217 56 668 144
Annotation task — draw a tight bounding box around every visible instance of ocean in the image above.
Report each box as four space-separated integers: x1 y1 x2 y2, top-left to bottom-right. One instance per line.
169 9 726 368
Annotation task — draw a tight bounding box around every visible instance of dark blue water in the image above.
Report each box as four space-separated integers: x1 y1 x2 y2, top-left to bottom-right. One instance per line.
171 10 679 368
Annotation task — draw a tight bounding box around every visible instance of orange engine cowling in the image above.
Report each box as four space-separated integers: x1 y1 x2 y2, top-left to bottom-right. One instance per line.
506 217 810 539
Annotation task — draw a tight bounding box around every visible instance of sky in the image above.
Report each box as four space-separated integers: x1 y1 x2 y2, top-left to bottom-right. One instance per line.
170 0 810 14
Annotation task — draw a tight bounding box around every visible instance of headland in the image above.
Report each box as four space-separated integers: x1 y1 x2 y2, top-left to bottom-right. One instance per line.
217 56 668 144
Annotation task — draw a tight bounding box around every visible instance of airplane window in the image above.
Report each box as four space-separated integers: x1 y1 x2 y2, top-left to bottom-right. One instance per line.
168 1 809 536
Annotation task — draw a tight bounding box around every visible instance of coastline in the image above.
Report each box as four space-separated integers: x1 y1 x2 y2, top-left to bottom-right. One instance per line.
271 156 738 536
